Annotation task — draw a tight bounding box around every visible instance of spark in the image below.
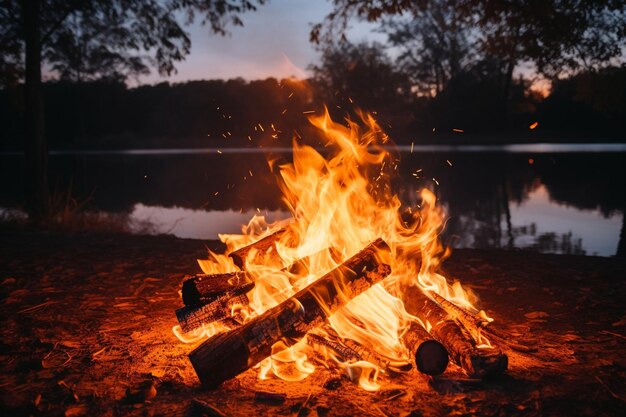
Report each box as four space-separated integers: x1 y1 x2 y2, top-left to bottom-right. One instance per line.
249 170 253 177
282 109 287 115
410 142 414 153
217 150 222 154
302 110 315 114
452 128 464 133
433 178 439 185
446 159 453 166
529 121 539 130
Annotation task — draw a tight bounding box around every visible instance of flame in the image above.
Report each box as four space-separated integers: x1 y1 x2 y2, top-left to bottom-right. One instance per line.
179 107 492 389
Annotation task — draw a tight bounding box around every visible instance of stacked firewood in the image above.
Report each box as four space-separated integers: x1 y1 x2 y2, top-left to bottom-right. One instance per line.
175 233 508 389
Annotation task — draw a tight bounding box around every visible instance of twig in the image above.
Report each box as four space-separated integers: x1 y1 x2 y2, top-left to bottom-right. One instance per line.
599 330 626 341
594 376 625 403
18 301 59 314
191 398 227 417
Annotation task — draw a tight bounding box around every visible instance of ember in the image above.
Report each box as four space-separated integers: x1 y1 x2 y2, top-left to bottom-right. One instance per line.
172 108 510 389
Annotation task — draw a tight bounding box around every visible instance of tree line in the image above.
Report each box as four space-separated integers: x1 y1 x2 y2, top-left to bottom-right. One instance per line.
1 63 625 150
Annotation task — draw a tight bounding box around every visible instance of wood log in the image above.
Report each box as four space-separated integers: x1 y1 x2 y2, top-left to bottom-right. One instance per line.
402 286 507 378
429 291 536 353
180 249 341 329
228 228 287 269
176 294 248 333
306 332 361 362
181 272 254 306
402 321 449 376
189 238 391 388
343 339 413 373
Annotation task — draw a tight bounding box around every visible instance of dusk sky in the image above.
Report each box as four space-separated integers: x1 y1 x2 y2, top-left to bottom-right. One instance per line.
140 0 383 84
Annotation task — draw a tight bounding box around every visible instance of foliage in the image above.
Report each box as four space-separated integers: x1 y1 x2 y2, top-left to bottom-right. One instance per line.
0 0 266 84
380 0 477 96
313 0 626 78
309 42 414 130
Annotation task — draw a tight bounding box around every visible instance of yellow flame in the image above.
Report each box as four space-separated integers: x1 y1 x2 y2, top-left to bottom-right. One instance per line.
181 107 491 389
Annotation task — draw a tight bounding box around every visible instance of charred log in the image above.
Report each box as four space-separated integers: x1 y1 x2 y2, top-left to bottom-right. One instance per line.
228 228 287 269
429 291 536 353
176 294 248 333
402 286 507 378
189 238 391 388
306 332 361 362
181 272 254 306
402 321 449 376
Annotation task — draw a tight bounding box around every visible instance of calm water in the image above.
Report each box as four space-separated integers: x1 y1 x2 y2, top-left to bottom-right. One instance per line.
1 144 624 256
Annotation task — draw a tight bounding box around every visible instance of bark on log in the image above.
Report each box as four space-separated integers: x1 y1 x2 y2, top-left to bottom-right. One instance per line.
402 321 449 376
189 238 391 388
402 286 507 378
176 294 248 333
182 272 254 306
306 332 361 362
429 291 536 353
228 228 287 269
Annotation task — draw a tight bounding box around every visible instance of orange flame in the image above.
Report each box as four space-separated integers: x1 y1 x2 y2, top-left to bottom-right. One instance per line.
182 107 491 389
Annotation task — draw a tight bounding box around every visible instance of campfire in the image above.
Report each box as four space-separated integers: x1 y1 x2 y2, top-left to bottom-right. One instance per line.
172 109 511 390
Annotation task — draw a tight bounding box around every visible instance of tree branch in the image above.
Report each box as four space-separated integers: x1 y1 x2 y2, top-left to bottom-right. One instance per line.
40 6 75 47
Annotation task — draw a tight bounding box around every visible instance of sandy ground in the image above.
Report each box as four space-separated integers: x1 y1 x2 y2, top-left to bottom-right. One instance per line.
1 229 625 416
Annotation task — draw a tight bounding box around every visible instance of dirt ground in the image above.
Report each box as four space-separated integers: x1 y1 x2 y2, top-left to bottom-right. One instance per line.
1 229 625 417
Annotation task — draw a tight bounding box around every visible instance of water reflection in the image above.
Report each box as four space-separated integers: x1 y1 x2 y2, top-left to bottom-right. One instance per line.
0 148 624 256
129 204 290 239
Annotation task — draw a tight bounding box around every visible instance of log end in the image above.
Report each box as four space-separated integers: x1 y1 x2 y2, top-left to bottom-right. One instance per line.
181 278 202 306
415 340 449 376
188 330 250 389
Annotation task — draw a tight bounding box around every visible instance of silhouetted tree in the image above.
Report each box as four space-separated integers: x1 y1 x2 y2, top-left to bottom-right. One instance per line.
381 0 477 96
0 0 266 221
310 42 414 132
313 0 626 128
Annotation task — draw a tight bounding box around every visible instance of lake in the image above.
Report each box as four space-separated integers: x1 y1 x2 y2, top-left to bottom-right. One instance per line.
1 144 624 256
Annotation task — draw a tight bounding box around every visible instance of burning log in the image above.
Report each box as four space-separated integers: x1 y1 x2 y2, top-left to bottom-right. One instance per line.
308 329 411 373
402 286 507 378
176 294 248 333
181 272 254 306
228 228 287 269
402 321 449 376
429 292 536 353
189 238 391 388
306 332 361 362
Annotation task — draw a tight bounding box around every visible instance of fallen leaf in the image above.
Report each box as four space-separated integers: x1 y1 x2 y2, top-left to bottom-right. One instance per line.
525 311 549 319
65 404 88 417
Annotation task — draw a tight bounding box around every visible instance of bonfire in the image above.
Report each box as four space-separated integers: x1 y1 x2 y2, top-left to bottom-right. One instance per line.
172 108 514 390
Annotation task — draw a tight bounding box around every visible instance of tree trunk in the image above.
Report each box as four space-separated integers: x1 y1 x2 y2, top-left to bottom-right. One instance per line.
23 0 49 221
499 58 515 131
